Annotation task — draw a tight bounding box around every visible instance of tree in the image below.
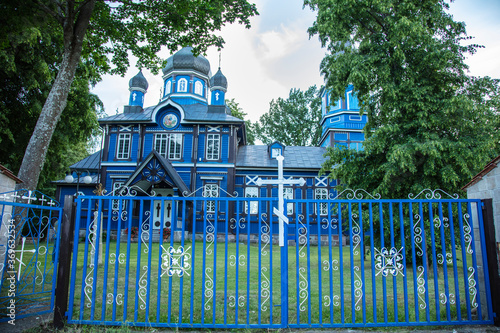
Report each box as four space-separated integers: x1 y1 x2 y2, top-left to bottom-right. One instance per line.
0 5 102 196
305 0 500 198
226 98 256 145
12 0 258 191
255 86 322 146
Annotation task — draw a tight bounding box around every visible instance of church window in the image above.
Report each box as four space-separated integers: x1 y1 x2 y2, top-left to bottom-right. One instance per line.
165 81 172 95
245 187 258 214
177 78 188 92
206 134 220 160
194 81 203 96
315 188 328 215
154 133 183 160
271 148 281 158
203 184 219 213
117 133 131 159
112 181 127 211
283 187 293 215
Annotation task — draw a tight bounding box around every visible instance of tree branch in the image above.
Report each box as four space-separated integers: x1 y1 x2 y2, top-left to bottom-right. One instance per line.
367 10 388 35
75 0 96 17
34 0 64 25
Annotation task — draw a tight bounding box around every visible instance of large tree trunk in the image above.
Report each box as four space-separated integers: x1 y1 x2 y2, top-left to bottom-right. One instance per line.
16 0 96 191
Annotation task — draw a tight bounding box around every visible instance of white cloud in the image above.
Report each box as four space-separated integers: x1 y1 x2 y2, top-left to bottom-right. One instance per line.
92 0 500 124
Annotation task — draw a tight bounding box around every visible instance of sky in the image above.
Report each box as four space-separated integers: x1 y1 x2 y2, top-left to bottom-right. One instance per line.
91 0 500 123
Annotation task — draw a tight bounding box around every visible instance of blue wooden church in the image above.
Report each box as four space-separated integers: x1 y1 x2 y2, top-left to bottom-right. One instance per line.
56 47 366 237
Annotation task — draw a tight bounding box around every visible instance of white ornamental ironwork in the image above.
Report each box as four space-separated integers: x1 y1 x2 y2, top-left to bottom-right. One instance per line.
160 245 192 277
413 213 427 309
374 247 405 277
408 189 459 200
329 188 381 200
350 213 363 311
0 189 59 207
204 214 215 310
260 214 271 311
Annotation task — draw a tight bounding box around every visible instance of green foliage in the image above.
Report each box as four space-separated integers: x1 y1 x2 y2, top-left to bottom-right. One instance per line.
0 3 103 195
307 0 500 198
79 0 259 76
4 0 258 191
226 98 256 145
255 86 322 146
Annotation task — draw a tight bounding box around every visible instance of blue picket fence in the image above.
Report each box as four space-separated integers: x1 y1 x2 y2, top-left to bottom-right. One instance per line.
65 192 494 328
0 190 62 322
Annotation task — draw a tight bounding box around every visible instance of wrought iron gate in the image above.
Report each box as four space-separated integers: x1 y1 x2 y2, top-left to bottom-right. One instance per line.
0 190 62 323
64 189 494 328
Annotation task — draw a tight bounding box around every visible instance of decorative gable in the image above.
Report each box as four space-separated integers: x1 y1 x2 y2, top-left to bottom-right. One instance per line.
268 141 285 159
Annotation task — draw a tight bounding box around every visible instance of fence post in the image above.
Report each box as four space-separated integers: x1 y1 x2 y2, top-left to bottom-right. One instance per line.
481 198 500 326
53 195 76 328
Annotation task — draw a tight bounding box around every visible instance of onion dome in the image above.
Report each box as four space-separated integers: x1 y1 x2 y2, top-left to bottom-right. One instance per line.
162 47 211 76
129 70 149 92
210 68 228 91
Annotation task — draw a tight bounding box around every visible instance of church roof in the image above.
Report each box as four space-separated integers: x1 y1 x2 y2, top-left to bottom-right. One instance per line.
210 68 227 90
69 150 101 171
162 47 211 76
98 104 244 124
236 146 327 170
124 150 190 195
129 70 148 91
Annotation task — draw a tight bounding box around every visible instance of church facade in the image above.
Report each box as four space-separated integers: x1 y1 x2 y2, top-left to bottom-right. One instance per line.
55 47 367 234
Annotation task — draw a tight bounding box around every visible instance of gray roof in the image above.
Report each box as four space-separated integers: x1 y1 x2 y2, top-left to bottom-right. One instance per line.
124 150 190 195
210 68 227 89
69 150 101 171
236 146 327 170
98 104 243 124
162 47 211 76
129 70 149 91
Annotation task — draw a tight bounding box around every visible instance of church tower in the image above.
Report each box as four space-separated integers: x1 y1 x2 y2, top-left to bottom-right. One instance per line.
125 70 149 113
209 68 227 106
161 46 211 105
318 85 367 150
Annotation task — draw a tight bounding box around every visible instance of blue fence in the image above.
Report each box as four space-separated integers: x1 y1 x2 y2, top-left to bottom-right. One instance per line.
0 190 62 322
65 193 494 328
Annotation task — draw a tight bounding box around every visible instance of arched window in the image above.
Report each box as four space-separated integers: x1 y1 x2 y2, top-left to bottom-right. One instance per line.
177 78 187 92
194 81 203 96
165 80 172 95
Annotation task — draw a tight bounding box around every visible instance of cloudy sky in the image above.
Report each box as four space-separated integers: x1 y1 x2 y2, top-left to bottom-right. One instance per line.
92 0 500 123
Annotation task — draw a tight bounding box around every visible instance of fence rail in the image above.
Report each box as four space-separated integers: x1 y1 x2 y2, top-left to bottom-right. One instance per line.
0 190 62 322
64 195 493 328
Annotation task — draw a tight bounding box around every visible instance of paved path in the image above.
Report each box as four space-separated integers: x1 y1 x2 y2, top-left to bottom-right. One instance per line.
1 314 499 333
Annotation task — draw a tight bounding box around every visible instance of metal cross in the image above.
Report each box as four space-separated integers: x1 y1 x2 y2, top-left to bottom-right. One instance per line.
21 190 37 204
256 155 305 247
16 237 36 281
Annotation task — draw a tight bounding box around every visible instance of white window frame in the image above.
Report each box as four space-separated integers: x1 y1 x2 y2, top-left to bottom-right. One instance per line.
315 188 329 216
117 133 131 159
203 184 219 214
283 187 293 215
112 181 127 212
206 134 220 160
165 80 172 95
271 148 281 158
154 133 183 160
245 187 258 215
177 78 188 92
194 81 203 96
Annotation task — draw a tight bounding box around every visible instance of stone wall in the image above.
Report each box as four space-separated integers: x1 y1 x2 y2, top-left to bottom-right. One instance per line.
0 171 18 277
466 164 500 242
466 164 500 320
